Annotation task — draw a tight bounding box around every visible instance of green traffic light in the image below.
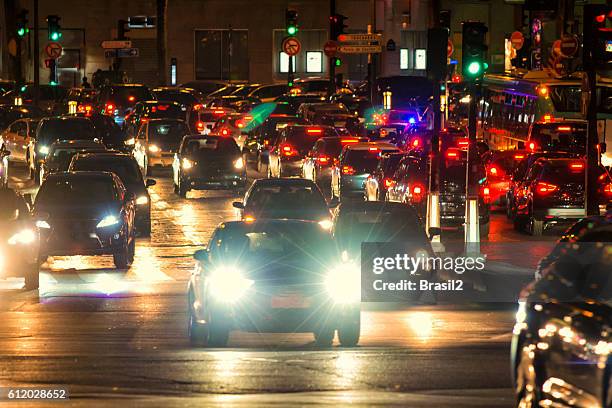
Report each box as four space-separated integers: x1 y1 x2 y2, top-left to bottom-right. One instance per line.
17 28 26 37
467 61 482 75
49 81 57 86
287 26 297 36
334 59 342 67
50 32 61 41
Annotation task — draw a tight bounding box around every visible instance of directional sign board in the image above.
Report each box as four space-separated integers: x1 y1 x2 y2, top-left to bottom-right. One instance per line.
101 40 132 49
45 42 62 59
339 44 382 54
282 37 301 56
337 33 382 43
117 48 139 58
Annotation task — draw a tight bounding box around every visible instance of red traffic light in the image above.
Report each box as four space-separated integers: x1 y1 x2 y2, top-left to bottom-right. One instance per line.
596 14 606 23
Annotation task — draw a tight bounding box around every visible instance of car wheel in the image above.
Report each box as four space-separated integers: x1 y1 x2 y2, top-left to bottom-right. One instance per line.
314 325 335 347
188 293 207 346
113 241 130 269
128 237 136 264
178 177 189 198
515 342 543 408
337 309 360 347
23 264 39 290
530 218 543 237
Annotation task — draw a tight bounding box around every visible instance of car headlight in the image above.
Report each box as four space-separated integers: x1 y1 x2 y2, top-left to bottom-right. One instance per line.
136 195 149 205
124 137 135 146
318 219 333 230
36 220 50 229
38 145 49 154
182 158 193 169
207 266 254 302
234 157 244 169
97 215 120 228
149 144 160 153
325 261 361 303
8 229 36 245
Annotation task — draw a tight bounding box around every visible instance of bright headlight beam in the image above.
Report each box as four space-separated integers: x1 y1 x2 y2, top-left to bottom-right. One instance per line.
208 266 253 302
36 220 50 229
136 195 149 205
148 144 160 153
38 145 49 154
8 229 36 245
182 158 193 169
97 215 119 228
234 157 244 169
325 262 361 303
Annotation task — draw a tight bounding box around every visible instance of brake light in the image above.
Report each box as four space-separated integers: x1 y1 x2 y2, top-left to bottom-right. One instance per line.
456 138 469 148
536 182 558 194
537 86 549 97
412 138 420 148
263 139 270 146
446 149 459 159
604 183 612 196
543 114 553 123
317 155 330 164
128 96 135 102
341 138 359 144
140 118 149 124
244 115 253 121
306 128 323 135
236 120 245 129
157 104 168 111
214 110 225 115
281 144 296 156
221 128 230 136
411 184 425 203
380 129 388 137
569 162 584 170
105 103 115 115
481 186 491 204
341 165 356 175
557 126 571 132
193 104 203 110
368 147 379 152
384 178 395 188
528 142 536 151
514 154 525 160
489 166 498 176
413 185 423 195
196 121 205 132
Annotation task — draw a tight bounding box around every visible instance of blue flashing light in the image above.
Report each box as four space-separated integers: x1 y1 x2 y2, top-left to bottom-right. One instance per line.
408 117 416 124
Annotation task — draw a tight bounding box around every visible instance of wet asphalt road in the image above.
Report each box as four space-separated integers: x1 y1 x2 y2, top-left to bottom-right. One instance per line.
0 162 561 407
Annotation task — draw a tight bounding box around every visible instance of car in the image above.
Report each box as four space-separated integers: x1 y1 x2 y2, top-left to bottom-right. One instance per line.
187 219 360 347
152 87 205 109
179 80 227 96
96 84 154 126
33 116 99 182
511 216 612 408
330 142 400 201
132 118 190 175
82 112 129 152
0 147 9 187
189 106 237 135
39 139 107 183
268 125 338 178
232 178 331 224
65 87 99 115
513 157 612 236
242 115 306 172
211 112 251 148
329 93 374 120
364 152 407 201
1 84 68 113
69 152 156 237
124 100 187 136
481 149 529 205
0 118 39 172
247 84 289 103
297 103 350 123
302 136 368 190
274 94 327 113
292 78 331 96
33 171 137 269
0 187 40 289
0 104 44 132
526 120 586 153
172 134 246 198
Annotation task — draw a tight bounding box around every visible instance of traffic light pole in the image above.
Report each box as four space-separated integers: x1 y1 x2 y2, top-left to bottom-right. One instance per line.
33 0 39 106
328 0 336 97
464 80 481 254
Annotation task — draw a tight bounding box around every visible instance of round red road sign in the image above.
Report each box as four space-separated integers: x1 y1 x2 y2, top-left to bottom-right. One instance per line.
510 31 524 50
45 42 63 59
324 40 338 57
447 39 454 57
552 39 562 56
282 37 301 56
559 35 578 58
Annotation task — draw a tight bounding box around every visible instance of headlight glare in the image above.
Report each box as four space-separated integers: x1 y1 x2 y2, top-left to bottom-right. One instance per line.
325 261 361 303
234 157 244 169
124 137 135 146
318 219 333 230
182 158 193 169
8 229 36 245
208 266 253 302
38 145 49 154
136 195 149 205
97 215 120 228
36 220 50 229
148 144 160 153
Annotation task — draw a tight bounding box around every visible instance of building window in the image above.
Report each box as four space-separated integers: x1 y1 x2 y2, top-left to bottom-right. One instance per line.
415 49 426 70
306 51 323 73
400 48 409 70
279 52 296 73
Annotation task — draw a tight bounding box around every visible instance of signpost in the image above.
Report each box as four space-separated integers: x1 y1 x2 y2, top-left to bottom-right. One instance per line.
281 37 301 56
339 44 382 54
510 31 524 50
101 40 132 49
337 33 381 42
44 42 62 59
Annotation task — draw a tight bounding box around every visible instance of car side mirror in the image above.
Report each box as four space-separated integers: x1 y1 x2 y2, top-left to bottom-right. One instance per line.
232 201 244 209
146 179 156 187
193 247 209 262
428 227 441 241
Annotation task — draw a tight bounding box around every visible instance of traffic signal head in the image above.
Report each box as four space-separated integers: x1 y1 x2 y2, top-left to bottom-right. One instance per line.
584 5 612 72
330 14 348 40
334 57 342 67
16 9 29 38
47 15 62 41
286 10 298 36
462 22 488 80
118 19 130 40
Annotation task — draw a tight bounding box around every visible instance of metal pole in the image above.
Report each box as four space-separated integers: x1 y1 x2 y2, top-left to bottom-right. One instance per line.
33 0 39 106
464 81 480 253
368 0 376 103
329 0 336 97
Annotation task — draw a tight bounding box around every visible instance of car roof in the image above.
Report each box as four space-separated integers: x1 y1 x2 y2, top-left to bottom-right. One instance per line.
220 219 322 231
344 142 399 151
147 118 186 124
251 177 317 187
50 139 104 148
47 171 115 181
43 116 92 123
73 152 133 161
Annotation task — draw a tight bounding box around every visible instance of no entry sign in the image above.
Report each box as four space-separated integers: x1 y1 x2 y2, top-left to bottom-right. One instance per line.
510 31 524 50
45 42 63 59
559 35 578 58
282 37 301 56
324 40 338 57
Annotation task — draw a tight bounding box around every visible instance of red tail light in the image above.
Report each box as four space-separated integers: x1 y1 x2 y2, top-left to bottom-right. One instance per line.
604 183 612 197
306 128 323 135
368 147 380 152
514 154 525 160
481 186 491 204
536 182 558 194
140 118 149 124
214 110 225 115
196 121 205 132
128 96 136 102
157 104 168 111
105 103 115 115
317 155 330 164
341 165 356 175
456 138 469 148
236 120 245 129
446 149 460 159
341 138 359 144
384 178 395 188
411 184 425 202
569 162 584 170
488 166 501 177
557 126 571 132
281 144 296 156
542 114 553 123
263 139 270 146
412 138 420 148
528 142 536 151
193 104 203 110
221 128 230 136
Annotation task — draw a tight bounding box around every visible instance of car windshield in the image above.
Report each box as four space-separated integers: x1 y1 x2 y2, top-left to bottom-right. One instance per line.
549 86 581 113
532 124 586 152
143 103 186 120
37 177 116 205
247 185 327 212
344 150 384 173
110 87 152 105
38 119 96 144
149 121 188 143
49 147 102 168
183 137 240 157
288 127 337 152
543 163 588 184
72 158 143 185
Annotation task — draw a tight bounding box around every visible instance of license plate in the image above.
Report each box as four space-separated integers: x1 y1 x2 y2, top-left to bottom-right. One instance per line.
271 294 310 309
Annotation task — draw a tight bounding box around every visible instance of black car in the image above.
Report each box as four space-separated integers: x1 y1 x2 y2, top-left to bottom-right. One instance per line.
179 80 227 96
124 100 187 136
233 178 331 224
364 152 407 202
0 187 40 289
97 84 153 127
33 116 98 181
526 121 586 153
0 104 44 132
39 139 107 183
69 152 156 237
34 171 137 269
152 87 205 109
514 157 611 236
82 112 129 152
172 134 246 198
512 216 612 408
1 84 68 114
187 219 360 347
268 125 338 178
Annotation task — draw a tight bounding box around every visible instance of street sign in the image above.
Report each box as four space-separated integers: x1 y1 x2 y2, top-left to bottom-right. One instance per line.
101 40 132 49
323 40 338 57
45 42 62 59
282 37 301 56
447 39 454 57
552 39 562 56
386 39 396 51
104 49 117 58
339 44 382 54
117 48 139 58
337 33 382 43
559 35 578 58
510 31 524 50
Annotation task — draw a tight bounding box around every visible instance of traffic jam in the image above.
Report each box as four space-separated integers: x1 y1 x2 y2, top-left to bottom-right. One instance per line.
0 1 611 407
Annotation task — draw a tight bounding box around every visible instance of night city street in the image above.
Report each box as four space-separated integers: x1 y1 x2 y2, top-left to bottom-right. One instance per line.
0 0 611 407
